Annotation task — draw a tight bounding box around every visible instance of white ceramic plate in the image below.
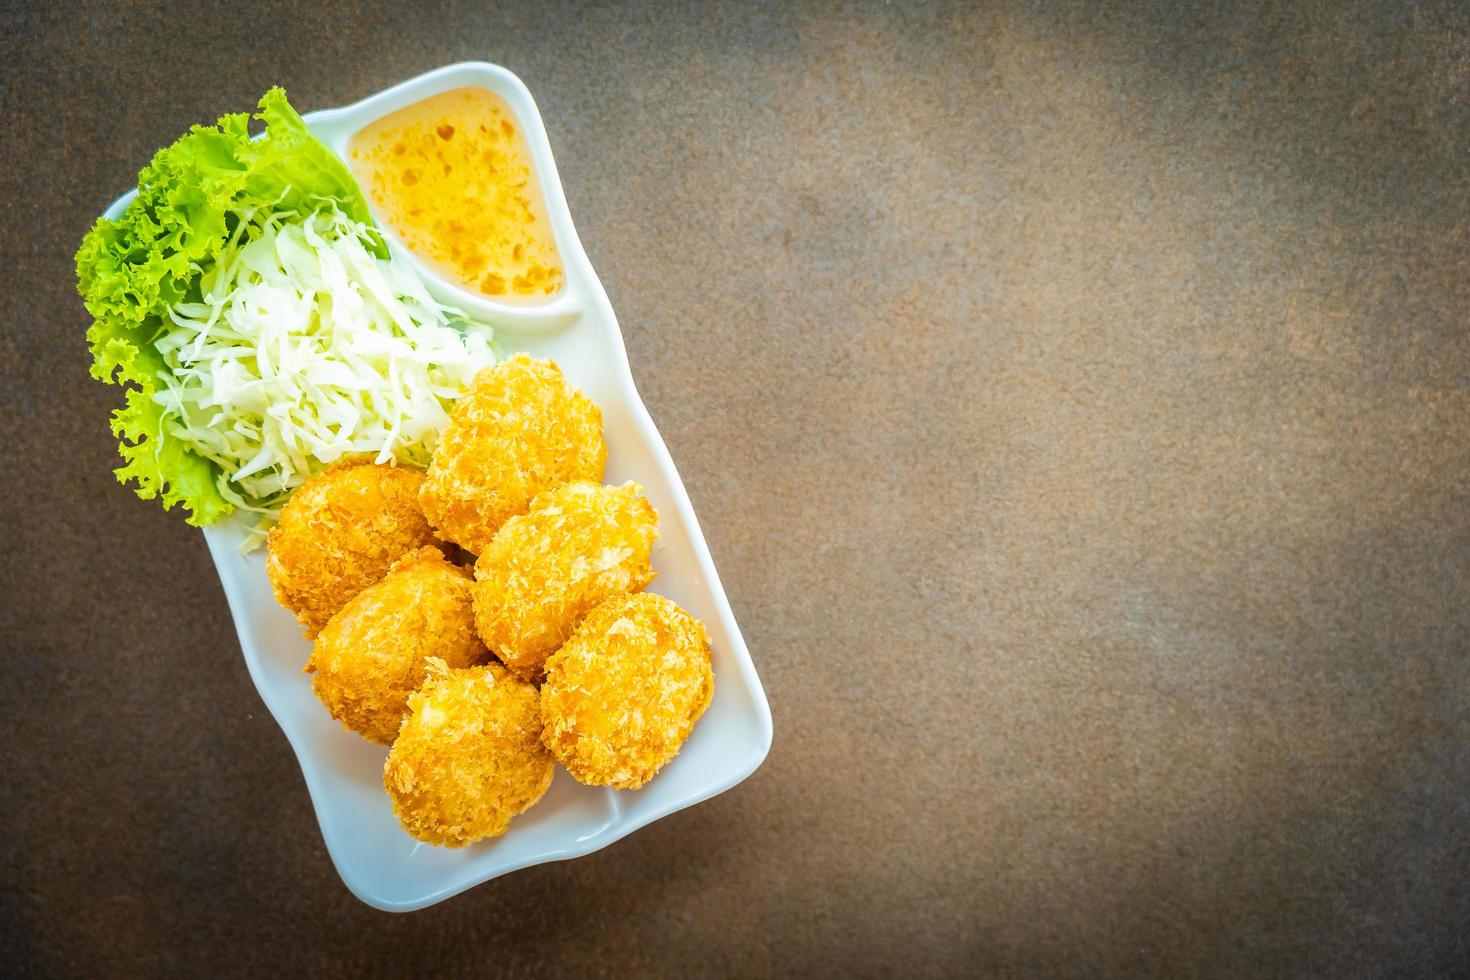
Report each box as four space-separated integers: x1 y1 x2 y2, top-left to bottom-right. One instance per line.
100 62 772 911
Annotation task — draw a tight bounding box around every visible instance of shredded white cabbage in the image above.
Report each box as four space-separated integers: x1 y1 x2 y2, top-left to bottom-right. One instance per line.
154 205 495 546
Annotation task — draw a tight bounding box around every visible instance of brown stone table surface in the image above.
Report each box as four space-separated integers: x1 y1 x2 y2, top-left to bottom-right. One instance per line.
3 1 1468 975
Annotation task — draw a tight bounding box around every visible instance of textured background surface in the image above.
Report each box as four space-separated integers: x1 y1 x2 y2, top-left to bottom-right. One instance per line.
3 1 1469 976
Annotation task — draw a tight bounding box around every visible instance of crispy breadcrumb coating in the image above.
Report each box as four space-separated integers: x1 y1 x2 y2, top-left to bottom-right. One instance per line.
419 355 605 553
305 548 488 745
265 460 440 638
541 592 713 790
383 661 554 847
473 481 658 680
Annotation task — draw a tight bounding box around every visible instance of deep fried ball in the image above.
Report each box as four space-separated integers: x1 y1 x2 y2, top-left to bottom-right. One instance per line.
419 355 605 554
540 592 714 790
383 661 554 847
305 547 488 745
473 481 658 680
266 460 440 638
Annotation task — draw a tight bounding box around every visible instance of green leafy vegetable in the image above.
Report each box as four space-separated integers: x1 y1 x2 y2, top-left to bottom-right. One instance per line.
76 88 377 525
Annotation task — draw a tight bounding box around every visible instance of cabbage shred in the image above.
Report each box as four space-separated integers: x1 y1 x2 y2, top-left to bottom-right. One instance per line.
155 204 495 540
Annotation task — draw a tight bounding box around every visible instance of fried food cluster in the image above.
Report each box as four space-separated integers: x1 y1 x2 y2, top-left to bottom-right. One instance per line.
266 460 440 637
418 354 606 553
268 357 717 848
383 661 554 847
473 481 658 681
541 593 714 790
306 547 489 745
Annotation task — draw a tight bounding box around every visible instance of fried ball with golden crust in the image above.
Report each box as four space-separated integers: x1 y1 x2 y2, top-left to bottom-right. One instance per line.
419 355 605 554
473 481 658 680
305 547 489 745
266 460 440 638
541 592 714 790
383 661 554 847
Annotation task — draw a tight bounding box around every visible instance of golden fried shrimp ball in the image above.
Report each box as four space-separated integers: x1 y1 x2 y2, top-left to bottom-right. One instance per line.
305 548 488 745
541 592 714 790
266 460 440 638
383 661 554 847
419 355 605 554
473 481 658 680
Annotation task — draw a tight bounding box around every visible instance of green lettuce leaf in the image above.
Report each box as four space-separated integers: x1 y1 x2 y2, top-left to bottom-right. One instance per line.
76 87 374 525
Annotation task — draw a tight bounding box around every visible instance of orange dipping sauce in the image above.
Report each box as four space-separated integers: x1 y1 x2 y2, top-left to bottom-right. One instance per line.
349 88 563 301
